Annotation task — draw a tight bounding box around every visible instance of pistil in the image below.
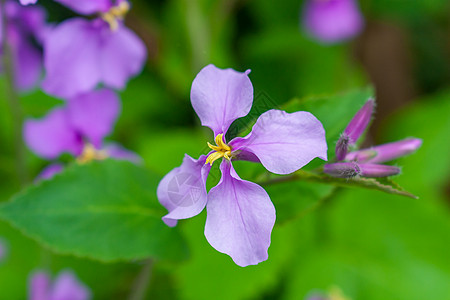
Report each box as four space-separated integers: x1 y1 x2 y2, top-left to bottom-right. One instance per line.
205 134 232 166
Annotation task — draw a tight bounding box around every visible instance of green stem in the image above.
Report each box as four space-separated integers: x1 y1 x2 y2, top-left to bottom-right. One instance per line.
259 170 418 199
128 259 154 300
0 0 28 186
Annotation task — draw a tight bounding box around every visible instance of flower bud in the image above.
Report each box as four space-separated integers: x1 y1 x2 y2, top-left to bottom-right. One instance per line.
359 138 422 164
335 134 349 161
344 99 374 144
345 149 377 162
324 162 400 178
358 163 401 177
324 162 360 178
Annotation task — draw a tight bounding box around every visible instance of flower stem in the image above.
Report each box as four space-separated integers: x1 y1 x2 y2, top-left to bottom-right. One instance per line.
128 259 154 300
0 0 28 186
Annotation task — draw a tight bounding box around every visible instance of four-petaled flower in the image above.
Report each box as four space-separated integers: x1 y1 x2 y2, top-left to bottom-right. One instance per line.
41 0 146 99
24 89 141 180
29 270 91 300
157 64 327 266
324 99 422 178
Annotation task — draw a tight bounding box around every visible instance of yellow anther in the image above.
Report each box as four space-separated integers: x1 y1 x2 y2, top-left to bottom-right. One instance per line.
77 144 108 164
101 1 130 31
205 134 233 166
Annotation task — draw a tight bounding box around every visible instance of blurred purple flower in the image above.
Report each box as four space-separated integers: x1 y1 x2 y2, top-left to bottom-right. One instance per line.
157 64 327 267
324 99 421 178
36 163 64 181
29 270 91 300
24 89 142 180
1 0 47 91
302 0 364 44
41 0 146 99
19 0 38 6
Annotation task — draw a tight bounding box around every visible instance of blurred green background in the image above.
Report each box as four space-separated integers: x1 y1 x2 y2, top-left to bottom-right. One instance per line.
0 0 449 299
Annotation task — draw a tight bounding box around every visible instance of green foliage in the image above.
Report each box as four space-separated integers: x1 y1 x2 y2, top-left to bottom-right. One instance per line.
265 180 335 224
0 160 187 262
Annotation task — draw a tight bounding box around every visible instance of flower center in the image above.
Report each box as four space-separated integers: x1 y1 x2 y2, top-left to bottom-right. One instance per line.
205 134 232 166
101 1 130 31
77 144 108 164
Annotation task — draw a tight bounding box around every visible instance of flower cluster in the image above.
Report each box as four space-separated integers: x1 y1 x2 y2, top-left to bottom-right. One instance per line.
324 99 422 178
158 64 328 266
13 0 146 178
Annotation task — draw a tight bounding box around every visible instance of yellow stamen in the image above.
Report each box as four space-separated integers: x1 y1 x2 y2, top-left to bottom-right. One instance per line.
205 134 232 166
101 1 130 31
77 144 108 164
328 286 351 300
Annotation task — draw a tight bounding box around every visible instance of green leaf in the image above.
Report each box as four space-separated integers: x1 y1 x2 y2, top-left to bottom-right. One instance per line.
264 180 335 224
0 160 187 262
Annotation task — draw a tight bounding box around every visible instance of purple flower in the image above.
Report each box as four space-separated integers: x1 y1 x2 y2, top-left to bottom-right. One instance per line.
42 1 146 99
324 99 421 178
302 0 364 44
157 64 327 266
24 89 141 180
1 0 47 91
29 270 91 300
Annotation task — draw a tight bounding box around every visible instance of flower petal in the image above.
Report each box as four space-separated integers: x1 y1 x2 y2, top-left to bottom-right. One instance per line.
100 23 147 90
29 271 50 300
67 89 121 148
54 0 111 15
49 270 91 300
36 164 65 181
190 64 253 136
204 161 275 267
103 142 143 165
24 108 82 159
230 109 327 175
42 18 102 99
157 155 211 227
12 33 43 91
302 0 364 44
